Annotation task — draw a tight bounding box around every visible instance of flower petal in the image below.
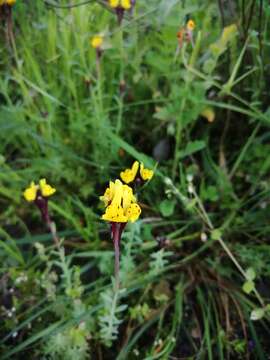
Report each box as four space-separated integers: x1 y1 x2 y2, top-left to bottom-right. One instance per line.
121 0 131 10
126 203 141 222
39 179 56 198
140 163 154 181
102 204 128 223
23 181 38 202
109 0 119 8
120 161 139 184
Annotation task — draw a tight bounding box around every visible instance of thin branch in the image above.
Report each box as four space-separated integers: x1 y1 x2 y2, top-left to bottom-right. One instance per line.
44 0 101 9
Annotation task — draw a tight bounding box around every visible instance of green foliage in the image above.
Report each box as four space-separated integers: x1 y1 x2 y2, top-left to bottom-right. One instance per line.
98 286 127 347
149 249 173 275
159 198 176 217
44 322 90 360
242 280 255 294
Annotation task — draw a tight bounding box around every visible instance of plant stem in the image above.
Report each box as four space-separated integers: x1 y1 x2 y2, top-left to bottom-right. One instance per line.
36 197 60 248
112 223 121 290
116 25 124 134
47 217 60 249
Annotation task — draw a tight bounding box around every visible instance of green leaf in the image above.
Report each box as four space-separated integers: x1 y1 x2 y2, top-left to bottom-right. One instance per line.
179 140 206 159
250 308 265 321
242 280 255 294
201 185 219 202
245 267 256 281
159 199 176 217
186 198 197 211
211 229 222 241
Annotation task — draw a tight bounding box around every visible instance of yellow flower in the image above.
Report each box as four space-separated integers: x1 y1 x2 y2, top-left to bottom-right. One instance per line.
120 161 154 184
120 161 139 184
187 19 195 31
23 182 38 202
0 0 16 5
100 179 141 223
39 179 56 197
23 179 56 202
121 0 131 10
200 107 215 123
109 0 131 9
109 0 119 8
140 163 154 181
91 35 103 49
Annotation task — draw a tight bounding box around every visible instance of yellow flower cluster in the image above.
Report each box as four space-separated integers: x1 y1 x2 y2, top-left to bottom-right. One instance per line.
100 179 141 223
120 161 154 184
0 0 16 5
109 0 131 10
23 162 152 225
91 35 103 49
23 179 56 202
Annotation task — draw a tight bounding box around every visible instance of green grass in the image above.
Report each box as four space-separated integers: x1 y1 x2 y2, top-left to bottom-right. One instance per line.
0 0 270 358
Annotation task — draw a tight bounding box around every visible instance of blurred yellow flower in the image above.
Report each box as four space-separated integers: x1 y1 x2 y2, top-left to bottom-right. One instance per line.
200 107 215 123
109 0 131 10
120 161 139 184
39 179 56 197
23 179 56 202
100 179 141 223
120 161 154 184
140 163 154 181
23 182 38 202
0 0 16 5
109 0 119 7
121 0 131 10
187 19 195 31
91 35 103 49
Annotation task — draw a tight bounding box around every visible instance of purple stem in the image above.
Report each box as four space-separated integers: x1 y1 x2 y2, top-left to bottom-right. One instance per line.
35 195 60 247
113 224 120 290
116 8 124 25
111 222 126 290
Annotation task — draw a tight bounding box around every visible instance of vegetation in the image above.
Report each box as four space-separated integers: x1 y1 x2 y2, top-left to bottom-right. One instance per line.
0 0 270 358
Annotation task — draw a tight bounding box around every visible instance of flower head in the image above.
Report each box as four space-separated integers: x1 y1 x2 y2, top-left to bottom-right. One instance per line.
39 179 56 198
121 0 131 9
120 161 139 184
109 0 131 10
91 35 103 49
0 0 16 5
23 182 38 202
109 0 132 24
109 0 119 7
23 179 56 202
100 179 141 223
200 107 215 123
186 19 195 31
176 19 196 51
140 163 154 181
120 161 154 185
